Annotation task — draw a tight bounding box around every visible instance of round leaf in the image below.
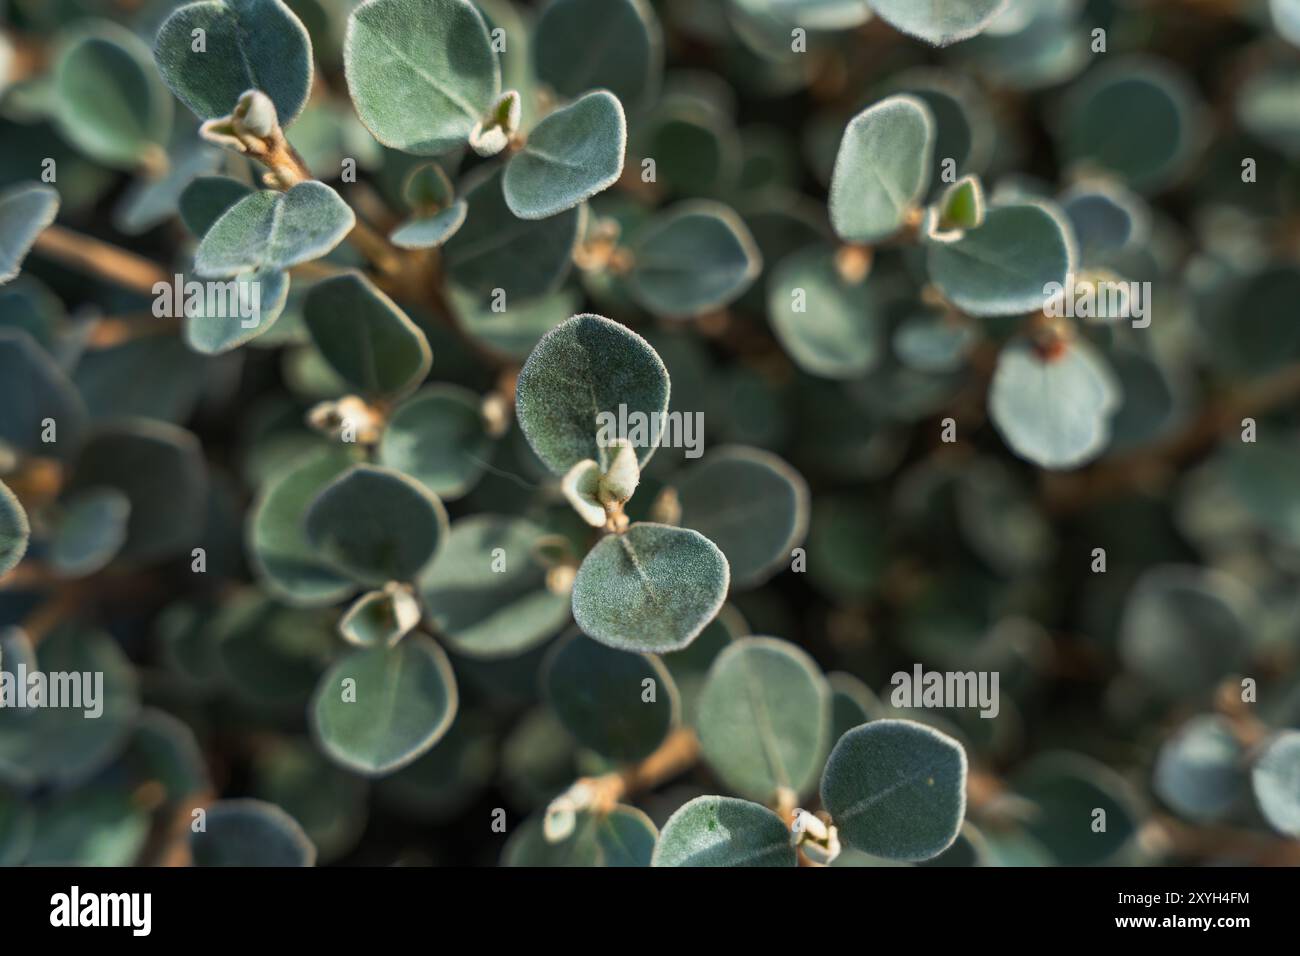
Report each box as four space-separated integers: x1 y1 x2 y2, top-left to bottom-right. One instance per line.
1154 715 1247 823
344 0 500 154
49 487 129 577
697 637 830 802
304 463 448 586
829 95 934 243
417 515 570 658
988 337 1120 470
767 244 884 378
1252 731 1300 837
389 201 467 249
674 446 809 589
652 795 795 867
533 0 662 108
195 181 355 278
154 0 314 124
190 799 317 866
178 175 255 237
572 522 729 653
926 201 1074 316
248 448 358 605
0 183 60 285
379 385 493 499
515 313 669 475
821 719 968 861
0 480 30 577
302 271 432 398
542 631 678 762
869 0 1006 47
183 268 291 355
504 90 627 220
626 202 761 318
310 633 458 775
54 22 172 169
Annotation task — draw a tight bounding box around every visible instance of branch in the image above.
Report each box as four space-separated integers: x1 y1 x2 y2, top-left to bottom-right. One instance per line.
33 225 170 295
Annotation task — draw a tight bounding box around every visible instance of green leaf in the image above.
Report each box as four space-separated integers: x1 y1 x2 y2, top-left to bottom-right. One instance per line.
533 0 662 108
0 480 30 577
344 0 500 155
443 167 583 300
0 625 140 789
154 0 315 124
213 594 336 705
626 201 761 318
54 22 172 169
390 201 467 249
338 585 422 647
418 515 571 658
1154 716 1247 823
504 91 627 220
572 523 729 653
1063 61 1200 192
183 268 291 355
1011 753 1139 865
697 637 829 802
542 631 678 762
251 737 368 862
673 446 809 589
178 175 255 237
305 464 447 585
65 420 208 562
310 633 458 775
821 719 968 861
893 310 975 373
515 313 669 475
0 183 59 284
0 327 86 458
651 795 796 867
49 487 129 577
302 271 432 398
249 448 358 605
195 181 355 278
829 671 882 742
190 799 317 866
829 95 934 243
767 244 883 379
868 0 1007 47
379 385 494 499
932 173 985 235
0 784 34 865
26 780 148 865
988 337 1120 469
1120 566 1252 697
1252 731 1300 837
403 161 455 210
926 202 1074 316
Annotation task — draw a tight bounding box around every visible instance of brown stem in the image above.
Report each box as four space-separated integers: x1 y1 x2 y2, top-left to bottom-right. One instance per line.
33 225 170 295
575 728 701 815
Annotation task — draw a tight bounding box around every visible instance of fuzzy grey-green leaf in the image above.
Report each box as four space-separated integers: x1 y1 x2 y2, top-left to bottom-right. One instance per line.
543 631 677 762
572 523 729 653
379 386 493 499
344 0 500 154
304 464 448 586
311 634 457 776
504 91 627 220
821 719 968 861
626 202 761 318
869 0 1007 47
533 0 662 108
154 0 314 124
303 271 431 398
652 795 795 867
926 202 1074 316
0 184 59 285
829 95 934 243
418 515 570 658
0 481 29 577
697 637 829 802
515 313 669 474
195 182 355 278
